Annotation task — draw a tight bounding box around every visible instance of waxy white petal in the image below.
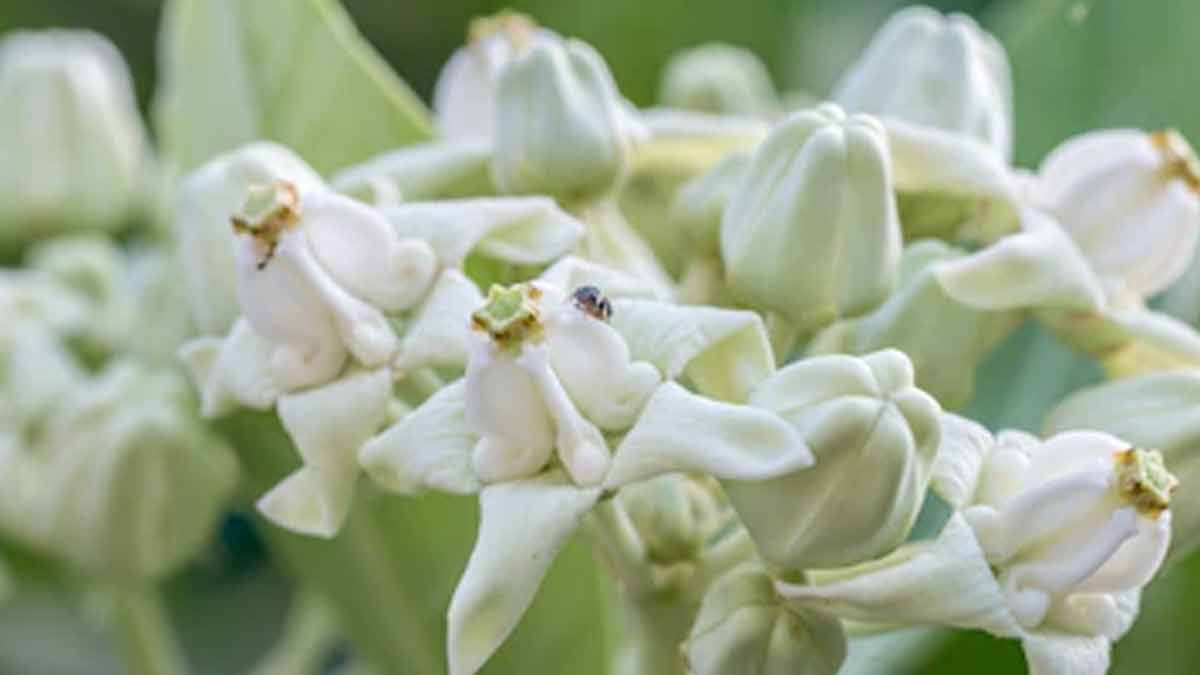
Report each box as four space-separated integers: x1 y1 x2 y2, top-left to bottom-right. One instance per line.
383 197 584 267
605 382 812 488
447 472 599 675
257 369 390 538
358 380 480 495
610 299 773 403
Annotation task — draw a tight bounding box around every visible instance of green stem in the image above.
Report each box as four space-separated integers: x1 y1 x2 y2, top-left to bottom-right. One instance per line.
216 410 444 675
250 592 341 675
109 587 189 675
587 502 691 675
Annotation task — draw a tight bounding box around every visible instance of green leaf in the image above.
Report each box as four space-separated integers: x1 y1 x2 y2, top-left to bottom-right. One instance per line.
155 0 433 175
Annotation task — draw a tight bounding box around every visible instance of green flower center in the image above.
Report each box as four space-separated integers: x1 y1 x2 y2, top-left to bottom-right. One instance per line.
471 283 545 351
231 181 301 270
1115 447 1178 518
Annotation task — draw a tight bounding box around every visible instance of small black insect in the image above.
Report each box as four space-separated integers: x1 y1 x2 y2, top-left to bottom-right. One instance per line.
571 285 612 321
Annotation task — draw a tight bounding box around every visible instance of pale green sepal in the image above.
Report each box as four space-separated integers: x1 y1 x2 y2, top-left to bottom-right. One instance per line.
382 197 583 267
258 369 391 538
809 240 1022 409
604 382 812 489
178 319 279 418
885 118 1019 242
538 256 670 301
777 514 1022 638
331 139 494 204
930 413 994 509
609 299 773 403
669 150 753 260
447 471 600 675
358 380 480 495
1022 633 1111 675
394 270 483 374
155 0 432 174
1040 305 1200 379
933 211 1106 311
686 563 846 675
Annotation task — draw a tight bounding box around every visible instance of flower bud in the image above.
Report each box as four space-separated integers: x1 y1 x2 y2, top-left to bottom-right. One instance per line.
686 564 846 675
720 104 901 333
493 39 634 200
832 6 1012 158
231 180 437 392
432 11 555 141
963 432 1174 632
1032 129 1200 299
0 30 149 247
175 142 324 335
731 349 941 570
618 474 725 566
0 362 237 583
658 43 777 116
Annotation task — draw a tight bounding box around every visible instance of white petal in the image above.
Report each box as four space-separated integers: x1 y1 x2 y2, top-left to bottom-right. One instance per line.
447 472 600 675
933 210 1106 311
545 304 661 431
515 345 611 487
605 381 812 488
610 299 774 403
930 412 995 509
777 514 1021 638
358 380 481 495
304 190 437 312
383 197 584 267
258 369 391 537
538 256 670 301
465 341 557 484
394 270 482 373
178 319 278 418
1022 633 1111 675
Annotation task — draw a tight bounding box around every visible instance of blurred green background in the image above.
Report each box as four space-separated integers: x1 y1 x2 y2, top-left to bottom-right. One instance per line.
2 0 1199 673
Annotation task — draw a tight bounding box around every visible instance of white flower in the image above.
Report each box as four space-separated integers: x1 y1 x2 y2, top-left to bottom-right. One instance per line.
658 43 777 116
432 11 556 141
0 30 149 245
779 416 1177 675
1046 371 1200 565
174 142 324 336
833 5 1012 158
1032 129 1200 300
358 275 813 675
231 180 437 392
464 282 660 485
964 433 1173 632
720 103 901 333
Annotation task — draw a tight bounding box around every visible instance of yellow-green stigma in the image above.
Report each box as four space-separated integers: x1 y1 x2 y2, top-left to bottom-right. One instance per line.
231 181 301 270
1115 448 1178 518
467 10 536 48
471 283 544 350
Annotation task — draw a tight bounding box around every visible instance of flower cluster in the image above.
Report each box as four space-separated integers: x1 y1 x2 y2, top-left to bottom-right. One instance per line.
2 3 1199 675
